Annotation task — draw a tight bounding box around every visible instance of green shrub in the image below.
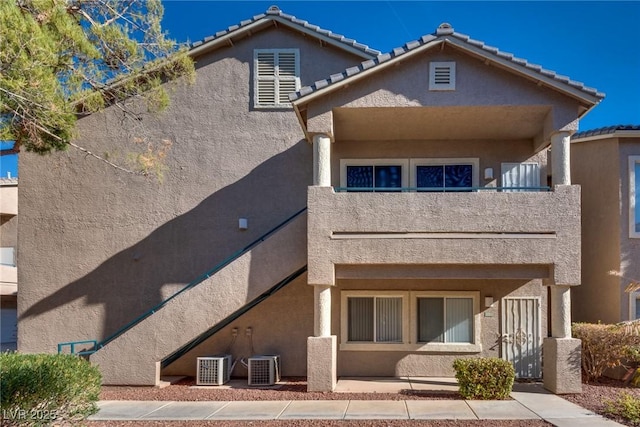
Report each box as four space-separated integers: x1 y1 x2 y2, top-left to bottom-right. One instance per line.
453 357 515 400
604 392 640 425
0 353 101 426
573 321 640 381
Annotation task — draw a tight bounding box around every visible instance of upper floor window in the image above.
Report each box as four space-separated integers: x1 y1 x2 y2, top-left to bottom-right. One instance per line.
411 158 478 191
429 61 456 91
340 159 409 192
254 49 300 108
630 156 640 238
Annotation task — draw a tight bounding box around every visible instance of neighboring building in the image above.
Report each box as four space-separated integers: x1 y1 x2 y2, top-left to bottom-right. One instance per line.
18 7 604 394
571 125 640 323
1 176 18 351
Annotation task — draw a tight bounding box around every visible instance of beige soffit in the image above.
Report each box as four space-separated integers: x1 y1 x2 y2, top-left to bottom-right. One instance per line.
290 23 605 108
188 5 380 60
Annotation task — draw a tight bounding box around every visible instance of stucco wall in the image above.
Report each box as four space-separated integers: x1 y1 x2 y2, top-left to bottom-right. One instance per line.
162 273 313 377
619 139 640 319
0 215 18 249
0 185 17 217
571 136 640 322
334 278 547 377
17 25 362 354
308 185 581 287
570 138 622 323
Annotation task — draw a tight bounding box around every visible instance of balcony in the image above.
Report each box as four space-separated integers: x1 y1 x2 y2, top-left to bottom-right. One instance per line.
307 185 580 286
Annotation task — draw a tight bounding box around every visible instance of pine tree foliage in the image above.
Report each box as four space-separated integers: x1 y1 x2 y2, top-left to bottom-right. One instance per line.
0 0 194 158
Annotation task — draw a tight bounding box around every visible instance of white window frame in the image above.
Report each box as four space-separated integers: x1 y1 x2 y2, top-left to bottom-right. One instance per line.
341 290 481 353
630 156 640 238
429 61 456 91
340 159 409 190
254 48 300 109
410 158 480 189
412 291 481 352
341 291 409 351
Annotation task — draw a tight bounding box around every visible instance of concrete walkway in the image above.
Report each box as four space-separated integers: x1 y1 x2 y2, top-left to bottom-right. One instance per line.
90 378 625 426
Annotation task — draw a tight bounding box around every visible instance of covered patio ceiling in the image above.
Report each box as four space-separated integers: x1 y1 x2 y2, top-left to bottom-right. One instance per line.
332 105 552 142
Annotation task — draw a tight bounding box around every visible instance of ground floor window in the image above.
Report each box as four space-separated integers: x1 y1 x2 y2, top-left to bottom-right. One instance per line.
341 290 481 352
417 296 474 343
348 296 403 342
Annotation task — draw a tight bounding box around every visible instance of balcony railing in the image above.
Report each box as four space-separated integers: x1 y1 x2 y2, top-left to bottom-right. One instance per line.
334 186 551 192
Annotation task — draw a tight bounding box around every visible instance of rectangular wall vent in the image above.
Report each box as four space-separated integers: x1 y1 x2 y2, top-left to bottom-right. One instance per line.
429 62 456 91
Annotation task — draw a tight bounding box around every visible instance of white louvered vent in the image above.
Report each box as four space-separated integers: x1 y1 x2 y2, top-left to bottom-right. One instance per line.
248 355 281 386
255 49 300 108
196 355 232 386
429 61 456 91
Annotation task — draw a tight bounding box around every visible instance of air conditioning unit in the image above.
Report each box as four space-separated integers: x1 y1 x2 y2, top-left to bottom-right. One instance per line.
197 354 232 385
248 354 280 386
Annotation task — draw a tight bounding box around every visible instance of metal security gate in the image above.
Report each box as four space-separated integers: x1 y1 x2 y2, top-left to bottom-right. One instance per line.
501 297 541 378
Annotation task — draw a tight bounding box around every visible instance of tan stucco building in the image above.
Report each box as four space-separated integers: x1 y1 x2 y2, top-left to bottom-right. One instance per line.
17 7 605 394
1 177 18 351
571 126 640 323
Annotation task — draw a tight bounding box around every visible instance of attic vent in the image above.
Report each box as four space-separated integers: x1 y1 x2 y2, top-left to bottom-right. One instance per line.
429 61 456 91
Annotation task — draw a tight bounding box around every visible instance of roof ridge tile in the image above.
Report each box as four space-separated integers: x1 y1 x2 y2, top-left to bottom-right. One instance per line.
190 7 380 57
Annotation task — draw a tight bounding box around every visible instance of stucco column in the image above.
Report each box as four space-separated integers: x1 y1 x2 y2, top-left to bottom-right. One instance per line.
313 134 331 187
550 285 572 338
544 285 581 394
314 285 331 337
308 284 336 392
551 131 572 186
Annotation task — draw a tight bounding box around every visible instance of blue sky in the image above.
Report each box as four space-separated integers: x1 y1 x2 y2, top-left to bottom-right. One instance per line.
2 1 638 178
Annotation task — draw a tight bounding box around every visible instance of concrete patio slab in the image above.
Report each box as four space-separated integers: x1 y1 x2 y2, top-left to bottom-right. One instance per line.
546 418 626 427
140 401 228 420
466 400 540 420
279 400 349 419
344 400 409 419
206 400 289 420
335 377 410 393
406 400 477 420
89 401 172 420
409 377 459 392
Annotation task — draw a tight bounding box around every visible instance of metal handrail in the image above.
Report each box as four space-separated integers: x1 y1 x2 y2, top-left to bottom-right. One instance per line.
58 340 97 356
334 186 552 192
58 207 307 355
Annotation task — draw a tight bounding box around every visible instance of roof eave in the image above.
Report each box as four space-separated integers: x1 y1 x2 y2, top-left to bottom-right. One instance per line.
572 129 640 143
188 15 378 60
444 37 604 107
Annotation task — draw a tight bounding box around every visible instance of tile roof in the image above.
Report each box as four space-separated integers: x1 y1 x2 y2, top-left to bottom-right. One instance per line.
290 23 605 103
189 5 380 58
573 124 640 139
0 178 18 185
